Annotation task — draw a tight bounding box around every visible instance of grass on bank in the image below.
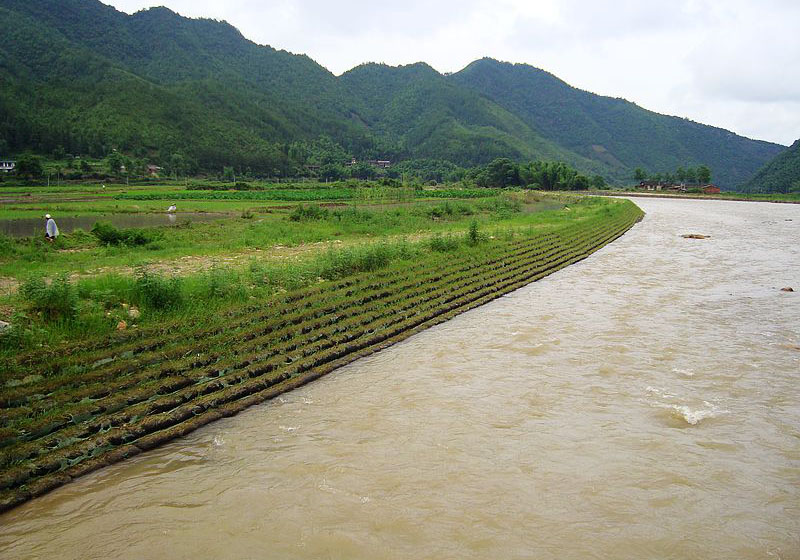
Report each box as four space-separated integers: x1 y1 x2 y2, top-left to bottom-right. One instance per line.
0 195 619 362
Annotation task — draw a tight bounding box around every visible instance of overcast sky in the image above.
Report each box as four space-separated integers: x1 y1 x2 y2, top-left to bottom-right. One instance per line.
105 0 799 146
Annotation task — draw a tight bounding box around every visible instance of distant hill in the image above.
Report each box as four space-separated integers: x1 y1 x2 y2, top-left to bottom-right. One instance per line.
741 139 800 193
0 0 785 186
450 58 783 187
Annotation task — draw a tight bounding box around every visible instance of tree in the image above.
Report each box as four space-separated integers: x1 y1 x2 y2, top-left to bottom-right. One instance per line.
633 168 647 182
572 174 590 190
483 158 520 188
106 152 124 176
348 162 378 180
15 154 44 180
319 163 345 181
590 175 607 190
685 167 697 184
697 165 711 184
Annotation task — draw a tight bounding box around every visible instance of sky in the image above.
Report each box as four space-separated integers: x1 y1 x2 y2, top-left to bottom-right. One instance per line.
105 0 800 146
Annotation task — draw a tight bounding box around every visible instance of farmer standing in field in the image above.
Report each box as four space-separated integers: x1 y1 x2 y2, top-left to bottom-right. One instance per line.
44 214 59 242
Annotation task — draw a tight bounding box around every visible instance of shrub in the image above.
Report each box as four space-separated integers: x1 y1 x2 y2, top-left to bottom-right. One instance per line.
318 242 415 280
0 234 19 258
467 220 480 246
19 274 78 321
429 234 461 252
205 267 246 300
132 269 183 310
91 221 161 246
289 204 329 221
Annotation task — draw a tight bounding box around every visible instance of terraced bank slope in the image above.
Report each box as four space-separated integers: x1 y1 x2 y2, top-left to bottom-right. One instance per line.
0 199 643 511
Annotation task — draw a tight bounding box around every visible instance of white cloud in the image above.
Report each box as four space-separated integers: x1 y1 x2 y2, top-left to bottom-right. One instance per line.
103 0 800 145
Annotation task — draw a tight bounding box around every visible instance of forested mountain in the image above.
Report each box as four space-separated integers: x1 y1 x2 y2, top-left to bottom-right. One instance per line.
450 59 782 187
741 139 800 193
340 62 606 173
0 0 786 186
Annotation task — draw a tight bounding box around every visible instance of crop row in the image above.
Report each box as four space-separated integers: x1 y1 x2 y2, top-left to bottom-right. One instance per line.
0 202 643 511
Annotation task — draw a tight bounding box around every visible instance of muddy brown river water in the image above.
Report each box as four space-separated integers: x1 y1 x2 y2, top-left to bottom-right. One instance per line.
1 198 798 559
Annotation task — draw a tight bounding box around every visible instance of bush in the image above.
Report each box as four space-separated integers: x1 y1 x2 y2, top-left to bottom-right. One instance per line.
19 274 78 321
429 234 461 252
132 269 183 310
205 267 246 300
318 242 415 280
91 221 161 246
289 204 329 221
467 220 480 246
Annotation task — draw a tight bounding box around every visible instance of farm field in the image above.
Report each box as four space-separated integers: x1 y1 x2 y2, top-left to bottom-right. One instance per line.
0 181 643 511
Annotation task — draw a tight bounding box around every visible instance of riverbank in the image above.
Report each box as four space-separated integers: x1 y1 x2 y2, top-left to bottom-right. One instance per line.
0 198 643 512
591 190 800 204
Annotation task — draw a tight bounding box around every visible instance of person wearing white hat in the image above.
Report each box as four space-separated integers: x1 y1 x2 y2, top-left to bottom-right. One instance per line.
44 214 59 242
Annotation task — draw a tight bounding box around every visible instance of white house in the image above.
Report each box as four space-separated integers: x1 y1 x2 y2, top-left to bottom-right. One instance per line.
0 160 15 173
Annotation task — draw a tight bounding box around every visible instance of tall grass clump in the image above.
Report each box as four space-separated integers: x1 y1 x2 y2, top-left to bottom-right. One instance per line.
19 274 78 321
467 220 481 246
132 269 183 310
289 204 330 221
429 234 461 252
317 242 417 280
91 221 162 246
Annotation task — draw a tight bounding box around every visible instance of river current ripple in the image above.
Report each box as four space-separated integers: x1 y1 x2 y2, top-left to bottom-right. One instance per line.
1 198 798 559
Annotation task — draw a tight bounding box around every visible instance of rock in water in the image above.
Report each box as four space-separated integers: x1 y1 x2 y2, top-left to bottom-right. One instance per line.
681 234 711 239
780 287 794 292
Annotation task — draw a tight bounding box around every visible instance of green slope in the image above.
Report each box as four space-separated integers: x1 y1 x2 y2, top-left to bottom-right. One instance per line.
741 139 800 193
450 58 783 187
340 62 612 172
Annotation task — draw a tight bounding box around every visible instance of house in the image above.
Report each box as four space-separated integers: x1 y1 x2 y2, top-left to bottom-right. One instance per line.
345 158 392 168
636 181 664 191
146 164 163 176
701 184 720 194
0 160 15 173
636 181 690 192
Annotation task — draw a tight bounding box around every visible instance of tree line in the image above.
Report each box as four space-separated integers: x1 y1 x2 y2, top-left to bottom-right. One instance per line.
633 165 712 185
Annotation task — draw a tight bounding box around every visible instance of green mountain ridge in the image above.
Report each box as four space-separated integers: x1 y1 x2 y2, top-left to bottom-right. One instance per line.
742 139 800 193
0 0 786 187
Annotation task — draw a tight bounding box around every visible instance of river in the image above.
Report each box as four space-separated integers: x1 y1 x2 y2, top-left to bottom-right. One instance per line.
1 198 798 559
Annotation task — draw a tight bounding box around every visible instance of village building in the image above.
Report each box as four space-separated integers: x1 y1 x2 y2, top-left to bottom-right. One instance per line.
635 181 720 194
0 160 16 173
345 158 392 168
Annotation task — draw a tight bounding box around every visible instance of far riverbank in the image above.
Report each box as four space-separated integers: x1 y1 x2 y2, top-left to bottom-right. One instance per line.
590 190 800 204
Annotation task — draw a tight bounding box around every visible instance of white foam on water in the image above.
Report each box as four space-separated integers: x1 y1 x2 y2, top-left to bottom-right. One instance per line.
672 367 695 377
668 404 727 425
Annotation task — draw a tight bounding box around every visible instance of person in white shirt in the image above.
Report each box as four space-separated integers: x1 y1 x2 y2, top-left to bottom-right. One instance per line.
44 214 59 241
